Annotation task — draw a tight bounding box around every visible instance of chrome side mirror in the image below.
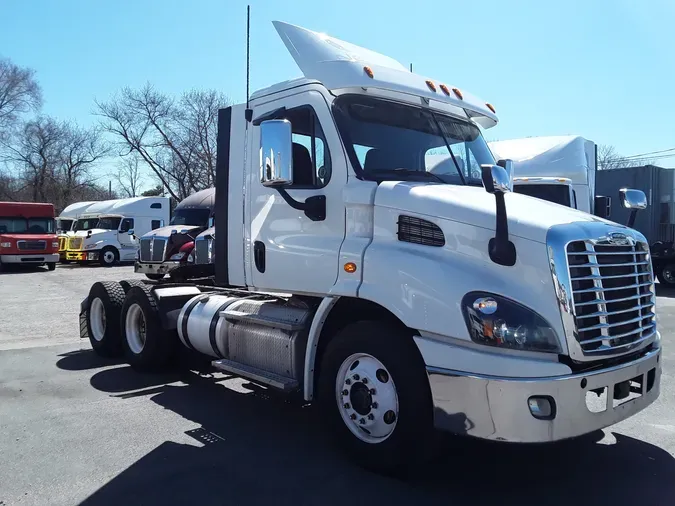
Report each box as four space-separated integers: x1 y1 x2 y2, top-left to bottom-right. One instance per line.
127 229 135 236
496 159 514 191
260 119 293 187
620 188 647 210
620 188 647 228
481 164 512 194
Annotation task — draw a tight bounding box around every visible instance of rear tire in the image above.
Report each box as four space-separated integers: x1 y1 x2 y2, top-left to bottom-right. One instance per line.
119 279 147 293
86 281 126 357
317 320 435 477
120 285 177 371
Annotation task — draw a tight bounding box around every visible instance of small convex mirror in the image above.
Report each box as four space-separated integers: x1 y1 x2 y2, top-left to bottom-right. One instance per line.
620 188 647 210
260 119 294 187
481 164 512 194
127 229 135 236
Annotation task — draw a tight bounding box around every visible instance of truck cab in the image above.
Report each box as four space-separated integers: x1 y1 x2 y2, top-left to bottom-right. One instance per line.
0 202 59 271
56 200 97 262
66 197 170 266
134 188 215 280
513 176 577 208
80 20 661 476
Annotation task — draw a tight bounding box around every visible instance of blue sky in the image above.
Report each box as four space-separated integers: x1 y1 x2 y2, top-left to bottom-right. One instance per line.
2 0 674 185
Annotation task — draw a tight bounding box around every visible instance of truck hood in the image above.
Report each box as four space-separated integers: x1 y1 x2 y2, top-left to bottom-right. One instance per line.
141 224 202 239
375 182 616 243
72 229 113 237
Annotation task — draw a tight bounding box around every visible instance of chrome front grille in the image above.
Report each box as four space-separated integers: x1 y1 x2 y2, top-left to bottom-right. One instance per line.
566 239 655 355
18 240 46 251
194 236 212 265
68 237 83 250
139 237 166 262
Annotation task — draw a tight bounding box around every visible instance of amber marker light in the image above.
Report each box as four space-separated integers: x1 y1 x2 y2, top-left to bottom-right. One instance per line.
452 87 463 100
363 66 374 78
486 103 496 113
344 262 357 273
425 80 437 92
439 84 450 96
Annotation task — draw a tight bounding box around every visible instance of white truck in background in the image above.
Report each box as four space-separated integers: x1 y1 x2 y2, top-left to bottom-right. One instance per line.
56 200 98 262
78 20 660 475
65 196 170 266
488 135 614 217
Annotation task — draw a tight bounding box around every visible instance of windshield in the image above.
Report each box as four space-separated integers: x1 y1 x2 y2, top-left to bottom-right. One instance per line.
56 218 73 232
170 208 210 227
73 218 99 231
0 217 54 234
513 184 572 207
97 217 122 230
333 95 495 184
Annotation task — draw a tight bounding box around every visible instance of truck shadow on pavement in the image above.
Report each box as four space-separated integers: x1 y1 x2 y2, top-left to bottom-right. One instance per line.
73 362 675 506
656 284 675 298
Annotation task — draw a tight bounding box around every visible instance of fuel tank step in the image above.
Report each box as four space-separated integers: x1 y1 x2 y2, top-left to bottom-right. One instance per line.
212 358 299 392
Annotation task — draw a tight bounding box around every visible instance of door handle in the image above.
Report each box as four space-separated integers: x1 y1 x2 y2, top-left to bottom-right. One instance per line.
254 241 265 273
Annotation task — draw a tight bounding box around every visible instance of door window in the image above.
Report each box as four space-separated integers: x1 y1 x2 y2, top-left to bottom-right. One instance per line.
282 107 332 188
119 218 134 233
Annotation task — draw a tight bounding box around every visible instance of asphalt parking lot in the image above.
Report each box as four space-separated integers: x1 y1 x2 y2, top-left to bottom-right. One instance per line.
1 264 674 506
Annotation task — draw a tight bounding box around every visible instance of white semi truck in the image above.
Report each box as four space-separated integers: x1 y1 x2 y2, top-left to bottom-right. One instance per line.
79 21 661 475
65 196 170 266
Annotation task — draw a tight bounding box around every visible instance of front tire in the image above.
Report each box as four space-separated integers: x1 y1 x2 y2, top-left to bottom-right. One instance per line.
120 285 177 371
657 263 675 286
86 281 126 357
99 247 118 267
47 262 56 271
317 320 435 477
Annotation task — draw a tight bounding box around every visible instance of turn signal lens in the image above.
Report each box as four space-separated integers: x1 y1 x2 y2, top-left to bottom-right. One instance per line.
344 262 357 273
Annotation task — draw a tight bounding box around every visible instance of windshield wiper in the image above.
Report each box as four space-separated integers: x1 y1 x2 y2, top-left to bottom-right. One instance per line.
430 112 467 186
365 168 445 184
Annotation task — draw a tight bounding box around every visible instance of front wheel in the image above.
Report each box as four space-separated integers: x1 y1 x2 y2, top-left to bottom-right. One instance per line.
99 247 118 267
47 262 56 271
657 263 675 286
317 320 435 477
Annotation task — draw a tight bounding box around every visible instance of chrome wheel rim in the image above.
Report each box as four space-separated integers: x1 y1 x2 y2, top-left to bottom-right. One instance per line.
335 353 399 444
89 297 106 342
664 266 675 284
103 251 115 264
125 303 146 354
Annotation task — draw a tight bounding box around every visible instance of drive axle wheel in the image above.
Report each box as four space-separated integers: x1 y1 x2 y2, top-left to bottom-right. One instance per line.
120 285 177 371
99 246 118 267
657 263 675 286
317 320 435 477
86 281 125 357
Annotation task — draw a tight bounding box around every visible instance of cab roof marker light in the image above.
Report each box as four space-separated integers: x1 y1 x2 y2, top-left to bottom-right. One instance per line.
363 66 374 78
452 87 463 100
439 84 450 96
425 80 437 92
486 103 496 114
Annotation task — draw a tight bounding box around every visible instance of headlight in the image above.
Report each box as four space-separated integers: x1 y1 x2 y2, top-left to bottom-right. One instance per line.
461 292 561 353
52 241 59 248
0 242 11 248
170 252 186 261
84 243 98 249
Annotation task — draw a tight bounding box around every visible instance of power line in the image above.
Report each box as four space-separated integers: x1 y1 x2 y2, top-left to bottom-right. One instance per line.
613 147 675 161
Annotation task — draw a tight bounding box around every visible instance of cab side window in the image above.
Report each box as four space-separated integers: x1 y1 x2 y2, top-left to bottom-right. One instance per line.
283 107 331 188
119 218 134 233
151 220 163 230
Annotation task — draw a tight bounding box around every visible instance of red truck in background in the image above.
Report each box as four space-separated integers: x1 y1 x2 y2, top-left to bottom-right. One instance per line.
0 202 59 272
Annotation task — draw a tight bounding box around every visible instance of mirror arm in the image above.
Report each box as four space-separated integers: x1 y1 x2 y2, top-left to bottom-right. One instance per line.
627 209 638 228
276 188 326 222
489 193 517 266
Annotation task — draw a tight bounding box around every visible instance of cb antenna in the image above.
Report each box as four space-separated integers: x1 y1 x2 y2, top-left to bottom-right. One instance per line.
410 63 413 72
245 5 253 122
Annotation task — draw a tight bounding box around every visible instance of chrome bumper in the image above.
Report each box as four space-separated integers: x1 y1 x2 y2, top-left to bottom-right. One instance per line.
134 261 181 275
428 346 661 442
0 253 59 263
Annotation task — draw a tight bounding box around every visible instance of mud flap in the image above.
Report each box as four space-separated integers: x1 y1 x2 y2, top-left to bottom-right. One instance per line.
79 296 90 339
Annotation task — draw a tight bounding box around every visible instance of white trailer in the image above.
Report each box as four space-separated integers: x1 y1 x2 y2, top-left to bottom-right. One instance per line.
56 201 97 233
78 20 660 476
65 196 170 266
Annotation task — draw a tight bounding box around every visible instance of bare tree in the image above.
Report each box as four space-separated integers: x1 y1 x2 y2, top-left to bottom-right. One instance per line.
0 58 42 137
597 144 656 170
95 83 229 200
0 116 109 210
115 155 144 197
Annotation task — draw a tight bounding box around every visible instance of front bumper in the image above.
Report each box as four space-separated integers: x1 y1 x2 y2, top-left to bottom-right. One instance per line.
66 250 100 261
428 345 661 442
135 261 181 275
0 253 59 264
